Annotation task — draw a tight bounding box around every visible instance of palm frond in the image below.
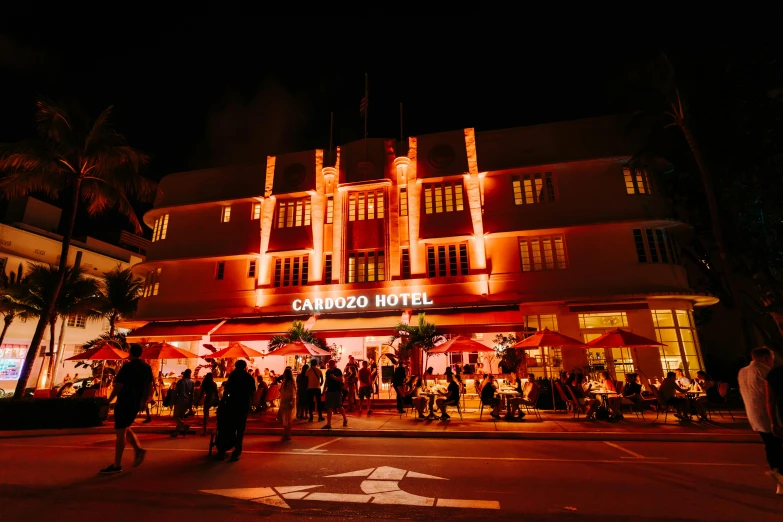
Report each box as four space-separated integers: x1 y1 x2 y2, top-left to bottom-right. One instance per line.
35 100 74 147
84 105 115 153
80 178 143 232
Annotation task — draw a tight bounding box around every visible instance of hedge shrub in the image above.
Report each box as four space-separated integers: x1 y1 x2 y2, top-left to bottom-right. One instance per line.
0 397 110 430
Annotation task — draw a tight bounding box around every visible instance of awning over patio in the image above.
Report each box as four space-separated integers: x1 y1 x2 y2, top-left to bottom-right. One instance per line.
419 308 525 334
126 320 224 342
210 316 309 341
310 313 405 337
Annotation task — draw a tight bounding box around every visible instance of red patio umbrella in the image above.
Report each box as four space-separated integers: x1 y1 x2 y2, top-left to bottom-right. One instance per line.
141 342 200 360
65 343 128 392
585 328 665 348
511 328 586 349
429 335 495 354
270 341 331 357
204 342 265 359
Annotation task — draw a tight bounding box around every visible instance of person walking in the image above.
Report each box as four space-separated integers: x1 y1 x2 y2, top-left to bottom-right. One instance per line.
278 367 297 441
306 359 325 422
739 346 782 495
197 373 219 436
764 351 783 494
344 356 359 412
358 360 373 414
100 343 153 474
296 368 309 419
171 369 194 437
323 359 348 429
393 359 406 414
215 360 256 461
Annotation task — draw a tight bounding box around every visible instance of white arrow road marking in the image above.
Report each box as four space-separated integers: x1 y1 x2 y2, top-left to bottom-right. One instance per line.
368 466 407 480
200 467 500 510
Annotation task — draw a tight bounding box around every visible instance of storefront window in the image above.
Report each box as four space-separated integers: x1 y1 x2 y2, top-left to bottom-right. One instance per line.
652 310 703 377
523 315 560 377
580 313 632 378
0 344 28 380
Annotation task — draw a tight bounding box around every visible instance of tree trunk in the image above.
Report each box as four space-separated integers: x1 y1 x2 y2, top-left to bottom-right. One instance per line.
50 317 69 388
13 178 82 399
679 120 748 351
0 316 12 347
37 318 56 388
109 311 117 338
45 318 60 387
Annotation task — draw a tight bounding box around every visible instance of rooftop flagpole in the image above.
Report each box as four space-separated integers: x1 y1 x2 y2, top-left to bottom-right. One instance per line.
360 73 369 160
329 111 334 165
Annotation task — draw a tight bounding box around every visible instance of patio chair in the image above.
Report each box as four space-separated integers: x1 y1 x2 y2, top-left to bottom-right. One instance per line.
554 381 574 414
520 384 543 420
264 385 280 412
706 382 735 422
565 386 587 420
649 384 678 424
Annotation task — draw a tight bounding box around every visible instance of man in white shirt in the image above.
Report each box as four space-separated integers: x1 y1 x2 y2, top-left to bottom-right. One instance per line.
305 359 325 423
738 346 781 495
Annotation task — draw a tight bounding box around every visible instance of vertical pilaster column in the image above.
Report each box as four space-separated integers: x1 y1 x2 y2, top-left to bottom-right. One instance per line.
330 148 343 284
406 138 425 276
310 150 325 283
258 156 276 293
464 128 486 271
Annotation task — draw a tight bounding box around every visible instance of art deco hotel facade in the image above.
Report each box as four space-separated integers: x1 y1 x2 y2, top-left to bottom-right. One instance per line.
127 115 717 380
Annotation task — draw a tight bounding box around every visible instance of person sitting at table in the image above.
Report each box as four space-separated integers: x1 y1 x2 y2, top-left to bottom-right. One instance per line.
675 368 691 388
475 363 485 376
658 371 691 421
692 371 716 422
403 377 428 419
480 374 501 419
436 373 461 421
568 373 599 420
508 375 539 420
599 371 625 418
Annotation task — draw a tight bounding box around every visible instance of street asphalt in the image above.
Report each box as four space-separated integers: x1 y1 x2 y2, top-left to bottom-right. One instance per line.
0 434 781 521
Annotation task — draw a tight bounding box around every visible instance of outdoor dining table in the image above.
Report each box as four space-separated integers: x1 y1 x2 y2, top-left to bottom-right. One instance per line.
684 391 707 420
494 389 520 418
589 389 619 412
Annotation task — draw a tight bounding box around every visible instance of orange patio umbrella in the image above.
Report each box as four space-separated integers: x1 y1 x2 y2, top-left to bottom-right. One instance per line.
511 328 586 349
429 335 495 354
270 341 331 357
66 343 128 392
585 328 665 348
141 342 200 360
204 342 265 359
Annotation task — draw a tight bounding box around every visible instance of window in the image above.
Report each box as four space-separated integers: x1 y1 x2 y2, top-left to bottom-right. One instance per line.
67 315 86 328
401 248 411 279
151 214 169 242
324 254 332 284
579 313 632 378
652 310 703 376
143 268 161 297
623 166 652 195
347 250 385 283
525 314 559 333
276 198 311 228
423 181 464 214
326 195 334 224
399 187 408 217
522 314 561 374
511 173 556 205
633 228 679 264
579 312 628 329
519 236 567 271
348 190 385 221
273 255 309 287
221 206 231 223
426 243 468 278
216 262 225 280
252 203 262 220
248 260 257 278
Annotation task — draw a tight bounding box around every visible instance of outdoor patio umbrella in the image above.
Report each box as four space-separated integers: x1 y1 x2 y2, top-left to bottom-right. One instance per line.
269 341 331 357
65 343 128 392
429 335 495 354
203 342 265 359
141 342 200 379
511 328 586 408
585 328 665 348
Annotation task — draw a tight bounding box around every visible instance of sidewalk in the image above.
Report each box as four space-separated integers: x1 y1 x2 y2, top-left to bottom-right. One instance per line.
0 407 759 443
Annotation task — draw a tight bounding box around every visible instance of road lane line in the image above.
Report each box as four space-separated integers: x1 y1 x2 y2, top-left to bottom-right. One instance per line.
436 498 500 510
0 443 759 466
603 441 645 458
305 437 343 451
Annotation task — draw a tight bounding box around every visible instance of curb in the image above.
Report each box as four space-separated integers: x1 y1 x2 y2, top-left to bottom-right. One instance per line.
0 426 760 444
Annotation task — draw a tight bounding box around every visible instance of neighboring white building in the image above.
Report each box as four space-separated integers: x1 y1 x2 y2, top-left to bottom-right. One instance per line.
0 197 147 393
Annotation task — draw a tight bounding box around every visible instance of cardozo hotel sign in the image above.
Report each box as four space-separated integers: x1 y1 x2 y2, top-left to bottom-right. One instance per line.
292 292 434 312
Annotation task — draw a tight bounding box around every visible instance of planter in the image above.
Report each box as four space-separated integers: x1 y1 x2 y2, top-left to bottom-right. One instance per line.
0 397 110 430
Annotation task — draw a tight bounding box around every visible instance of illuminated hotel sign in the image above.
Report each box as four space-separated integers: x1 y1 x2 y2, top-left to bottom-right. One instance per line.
292 292 434 312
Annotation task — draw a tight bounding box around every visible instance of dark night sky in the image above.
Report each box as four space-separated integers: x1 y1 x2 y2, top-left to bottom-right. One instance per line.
0 17 753 240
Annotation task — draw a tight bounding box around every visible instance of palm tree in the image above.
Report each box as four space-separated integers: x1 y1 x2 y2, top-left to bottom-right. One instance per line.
268 321 329 352
389 313 442 378
0 266 34 347
20 264 102 388
76 332 129 381
97 266 144 337
0 101 158 398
